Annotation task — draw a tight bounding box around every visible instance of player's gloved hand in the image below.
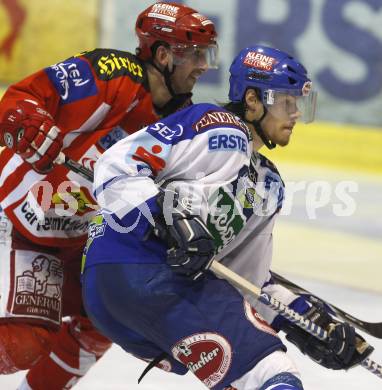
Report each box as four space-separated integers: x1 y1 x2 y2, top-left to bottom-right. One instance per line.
154 189 215 280
283 303 374 370
0 99 63 173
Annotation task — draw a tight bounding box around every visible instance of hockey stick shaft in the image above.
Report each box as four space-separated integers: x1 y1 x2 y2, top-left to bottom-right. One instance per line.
210 261 382 380
211 261 327 339
55 152 94 182
271 271 382 339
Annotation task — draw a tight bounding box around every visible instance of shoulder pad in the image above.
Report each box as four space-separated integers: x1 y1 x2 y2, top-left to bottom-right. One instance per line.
82 49 147 83
191 104 250 138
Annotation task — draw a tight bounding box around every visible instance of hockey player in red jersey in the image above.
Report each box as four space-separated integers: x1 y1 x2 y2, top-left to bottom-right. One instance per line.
0 2 218 388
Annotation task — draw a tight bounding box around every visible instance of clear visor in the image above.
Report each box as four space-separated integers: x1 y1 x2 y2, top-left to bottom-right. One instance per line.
170 43 219 69
263 89 317 124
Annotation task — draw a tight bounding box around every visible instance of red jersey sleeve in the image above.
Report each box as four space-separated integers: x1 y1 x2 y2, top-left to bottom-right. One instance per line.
0 49 154 137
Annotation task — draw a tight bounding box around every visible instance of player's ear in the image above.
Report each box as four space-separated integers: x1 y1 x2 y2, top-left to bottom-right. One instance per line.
153 45 173 71
244 88 264 120
245 88 259 110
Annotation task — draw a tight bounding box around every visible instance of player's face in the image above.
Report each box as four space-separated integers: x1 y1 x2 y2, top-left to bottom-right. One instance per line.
262 95 301 146
170 47 210 94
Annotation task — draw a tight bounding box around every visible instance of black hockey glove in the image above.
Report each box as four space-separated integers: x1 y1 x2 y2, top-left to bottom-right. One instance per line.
283 303 374 370
154 189 215 280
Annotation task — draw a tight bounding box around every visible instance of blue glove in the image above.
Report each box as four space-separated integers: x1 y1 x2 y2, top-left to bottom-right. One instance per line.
283 303 373 370
154 189 215 280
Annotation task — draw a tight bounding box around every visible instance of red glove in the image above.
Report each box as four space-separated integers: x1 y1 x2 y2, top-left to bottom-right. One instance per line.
0 99 63 173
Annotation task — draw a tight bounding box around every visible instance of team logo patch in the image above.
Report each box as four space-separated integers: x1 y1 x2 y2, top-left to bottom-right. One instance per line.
45 58 98 104
147 122 184 144
88 214 107 240
208 130 248 154
10 251 63 325
244 300 278 337
243 51 277 71
238 187 262 209
193 110 249 134
171 332 232 388
130 137 167 175
86 50 144 81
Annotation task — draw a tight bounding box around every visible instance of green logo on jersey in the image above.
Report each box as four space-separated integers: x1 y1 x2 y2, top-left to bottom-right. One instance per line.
207 187 246 253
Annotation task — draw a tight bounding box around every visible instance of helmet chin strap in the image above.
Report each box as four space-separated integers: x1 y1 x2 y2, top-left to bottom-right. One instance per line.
149 59 192 117
245 106 276 150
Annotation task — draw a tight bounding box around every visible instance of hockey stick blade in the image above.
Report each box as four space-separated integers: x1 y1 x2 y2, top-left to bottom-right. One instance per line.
271 271 382 339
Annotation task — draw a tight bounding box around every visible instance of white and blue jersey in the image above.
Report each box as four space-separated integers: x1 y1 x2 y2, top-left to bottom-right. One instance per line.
81 103 302 389
83 103 283 271
82 102 300 325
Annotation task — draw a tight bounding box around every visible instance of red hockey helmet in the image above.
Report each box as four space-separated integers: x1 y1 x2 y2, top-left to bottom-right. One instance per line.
136 2 218 68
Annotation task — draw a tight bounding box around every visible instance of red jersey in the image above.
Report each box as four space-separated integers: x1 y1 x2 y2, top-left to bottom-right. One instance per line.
0 48 160 247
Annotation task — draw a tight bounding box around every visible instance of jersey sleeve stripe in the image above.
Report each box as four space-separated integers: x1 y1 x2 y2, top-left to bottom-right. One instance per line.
0 153 24 188
0 169 46 209
62 102 111 147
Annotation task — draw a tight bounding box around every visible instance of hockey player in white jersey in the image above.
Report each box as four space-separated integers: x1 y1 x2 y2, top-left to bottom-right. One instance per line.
81 46 371 389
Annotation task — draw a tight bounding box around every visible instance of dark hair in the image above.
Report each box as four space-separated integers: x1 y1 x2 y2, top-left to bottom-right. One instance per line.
222 87 262 119
222 101 246 118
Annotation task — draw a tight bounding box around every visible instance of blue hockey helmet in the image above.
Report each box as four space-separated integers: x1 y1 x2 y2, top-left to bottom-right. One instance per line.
228 45 317 123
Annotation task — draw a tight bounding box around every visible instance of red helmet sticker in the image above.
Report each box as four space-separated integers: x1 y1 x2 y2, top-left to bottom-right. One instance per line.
171 332 232 388
148 3 180 22
243 51 277 71
192 13 214 26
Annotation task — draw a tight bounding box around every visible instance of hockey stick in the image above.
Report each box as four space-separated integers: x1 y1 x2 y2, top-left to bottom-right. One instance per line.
270 271 382 339
55 152 94 182
210 260 382 380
